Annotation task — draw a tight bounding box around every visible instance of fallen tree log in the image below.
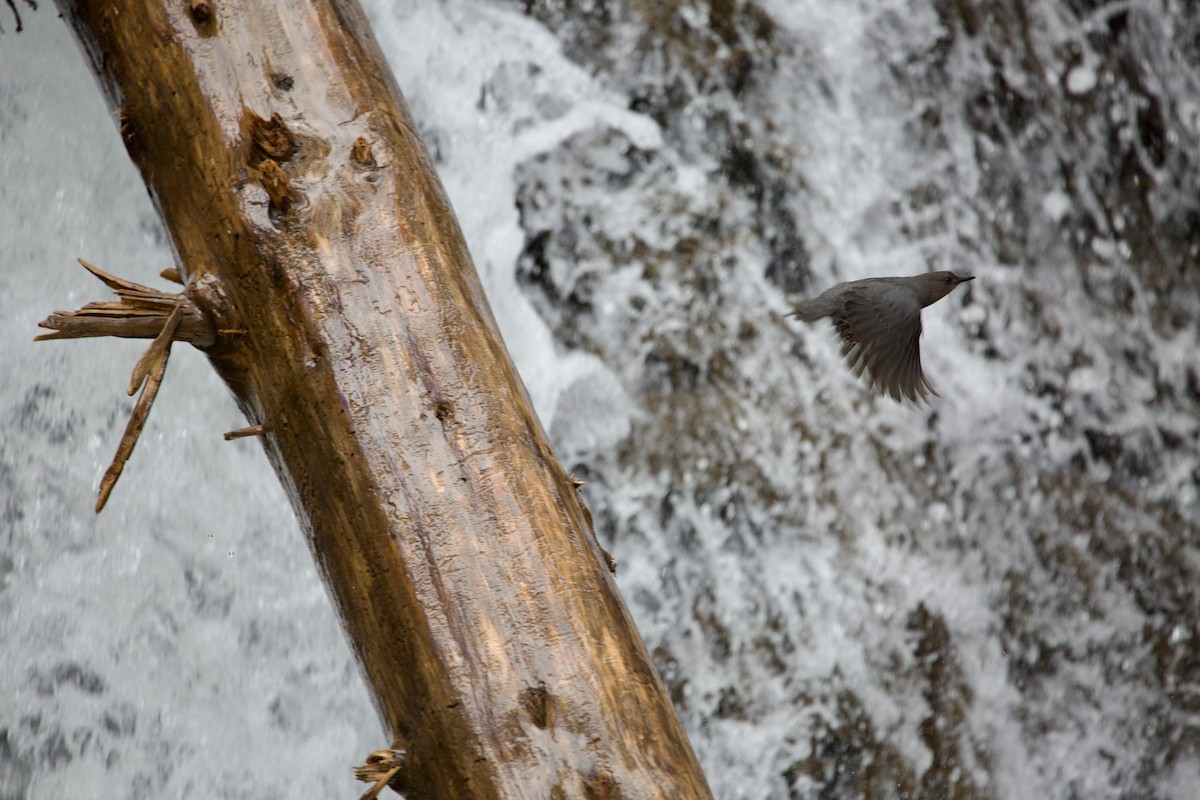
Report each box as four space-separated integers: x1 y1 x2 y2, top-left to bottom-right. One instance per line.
46 1 712 797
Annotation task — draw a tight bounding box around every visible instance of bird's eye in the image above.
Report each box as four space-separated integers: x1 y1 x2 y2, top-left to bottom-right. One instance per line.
945 276 953 283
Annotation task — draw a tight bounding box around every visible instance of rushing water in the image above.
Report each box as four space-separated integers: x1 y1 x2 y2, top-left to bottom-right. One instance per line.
3 2 1198 798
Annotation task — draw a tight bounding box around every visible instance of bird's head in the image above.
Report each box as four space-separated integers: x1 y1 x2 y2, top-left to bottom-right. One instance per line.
915 271 974 306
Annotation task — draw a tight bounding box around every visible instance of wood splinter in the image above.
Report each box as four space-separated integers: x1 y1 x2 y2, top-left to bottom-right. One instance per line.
94 297 184 513
36 258 220 512
223 424 266 441
354 747 407 800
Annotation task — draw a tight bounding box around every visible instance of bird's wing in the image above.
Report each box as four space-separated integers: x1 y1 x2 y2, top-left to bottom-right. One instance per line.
832 285 938 403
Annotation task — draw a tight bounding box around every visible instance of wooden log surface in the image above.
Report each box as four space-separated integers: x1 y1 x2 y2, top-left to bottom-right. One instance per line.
52 1 712 797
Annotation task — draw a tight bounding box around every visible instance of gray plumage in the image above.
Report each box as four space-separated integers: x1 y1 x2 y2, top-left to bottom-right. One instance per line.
789 271 974 403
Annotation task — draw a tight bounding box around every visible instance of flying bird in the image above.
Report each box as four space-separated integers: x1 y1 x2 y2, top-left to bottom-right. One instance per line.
789 271 974 403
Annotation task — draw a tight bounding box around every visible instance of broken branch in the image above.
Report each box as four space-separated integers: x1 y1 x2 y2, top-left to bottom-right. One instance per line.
39 259 220 513
223 424 266 441
36 258 215 346
354 748 407 800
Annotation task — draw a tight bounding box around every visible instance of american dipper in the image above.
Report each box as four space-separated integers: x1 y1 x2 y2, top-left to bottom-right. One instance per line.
789 271 974 403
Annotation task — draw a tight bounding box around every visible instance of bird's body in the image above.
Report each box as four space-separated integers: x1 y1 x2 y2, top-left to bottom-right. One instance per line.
789 271 974 403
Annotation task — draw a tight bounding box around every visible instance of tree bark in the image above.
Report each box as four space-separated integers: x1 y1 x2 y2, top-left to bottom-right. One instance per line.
51 1 712 797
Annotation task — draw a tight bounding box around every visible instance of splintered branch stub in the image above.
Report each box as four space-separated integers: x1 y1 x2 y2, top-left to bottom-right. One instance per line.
36 258 215 345
36 258 220 512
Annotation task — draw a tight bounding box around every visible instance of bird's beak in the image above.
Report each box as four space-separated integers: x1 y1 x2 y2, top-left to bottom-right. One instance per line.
959 275 976 283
